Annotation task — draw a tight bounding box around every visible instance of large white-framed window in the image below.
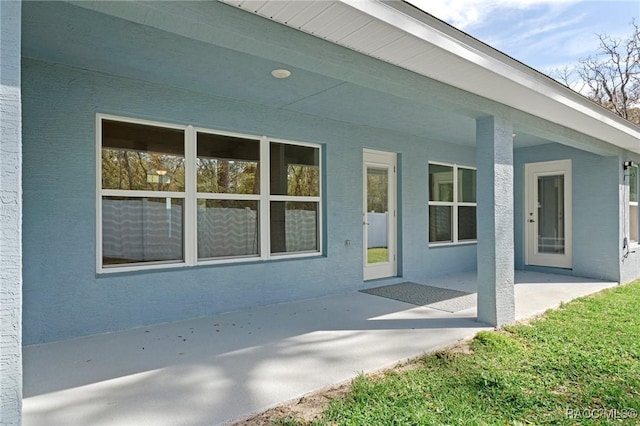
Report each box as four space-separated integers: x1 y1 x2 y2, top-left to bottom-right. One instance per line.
428 162 477 245
97 114 322 272
629 165 638 244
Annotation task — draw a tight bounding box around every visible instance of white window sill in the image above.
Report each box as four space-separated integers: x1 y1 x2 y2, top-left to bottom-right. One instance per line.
429 240 477 248
98 252 323 274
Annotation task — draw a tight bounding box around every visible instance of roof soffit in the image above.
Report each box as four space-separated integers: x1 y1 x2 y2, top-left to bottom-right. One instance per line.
224 0 640 153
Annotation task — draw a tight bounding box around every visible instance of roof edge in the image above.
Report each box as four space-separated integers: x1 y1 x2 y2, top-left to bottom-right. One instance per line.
344 0 640 150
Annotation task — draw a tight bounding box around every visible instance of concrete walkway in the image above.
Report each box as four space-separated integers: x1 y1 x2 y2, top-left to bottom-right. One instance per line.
23 271 616 425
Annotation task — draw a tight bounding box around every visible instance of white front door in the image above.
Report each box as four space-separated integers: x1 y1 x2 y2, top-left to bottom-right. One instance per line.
525 160 572 268
363 150 397 280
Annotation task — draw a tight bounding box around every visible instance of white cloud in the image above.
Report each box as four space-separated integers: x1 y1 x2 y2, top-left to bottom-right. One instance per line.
407 0 579 30
407 0 594 69
406 0 638 70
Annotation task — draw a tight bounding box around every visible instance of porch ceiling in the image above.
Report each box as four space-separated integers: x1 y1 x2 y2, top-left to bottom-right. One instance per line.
22 1 548 148
222 0 640 153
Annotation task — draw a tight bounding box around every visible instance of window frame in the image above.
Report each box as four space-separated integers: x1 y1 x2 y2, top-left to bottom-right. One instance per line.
428 161 477 246
194 127 263 263
267 137 322 258
97 113 323 273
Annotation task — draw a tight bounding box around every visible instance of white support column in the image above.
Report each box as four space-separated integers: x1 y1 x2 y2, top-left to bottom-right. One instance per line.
0 1 23 424
476 115 515 327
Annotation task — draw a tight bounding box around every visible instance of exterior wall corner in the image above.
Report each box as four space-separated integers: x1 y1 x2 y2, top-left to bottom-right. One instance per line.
0 0 23 424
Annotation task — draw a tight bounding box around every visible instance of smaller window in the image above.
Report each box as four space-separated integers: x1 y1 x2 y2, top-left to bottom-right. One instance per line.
629 165 638 243
429 163 477 244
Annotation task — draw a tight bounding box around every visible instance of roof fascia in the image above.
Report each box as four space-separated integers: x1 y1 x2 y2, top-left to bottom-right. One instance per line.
345 0 640 152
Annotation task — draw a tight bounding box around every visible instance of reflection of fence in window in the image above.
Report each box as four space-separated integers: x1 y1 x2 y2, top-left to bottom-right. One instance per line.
537 236 565 254
367 212 388 248
103 200 318 261
102 198 183 263
198 207 258 258
285 209 317 252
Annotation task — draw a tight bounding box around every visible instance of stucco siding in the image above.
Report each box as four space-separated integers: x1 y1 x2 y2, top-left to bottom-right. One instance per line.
0 0 22 424
514 144 620 281
619 244 640 284
21 59 478 344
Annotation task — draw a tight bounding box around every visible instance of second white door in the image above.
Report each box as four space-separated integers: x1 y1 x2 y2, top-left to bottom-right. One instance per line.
525 160 572 269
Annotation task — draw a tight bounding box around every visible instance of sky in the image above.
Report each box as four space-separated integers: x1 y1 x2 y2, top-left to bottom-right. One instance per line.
407 0 640 74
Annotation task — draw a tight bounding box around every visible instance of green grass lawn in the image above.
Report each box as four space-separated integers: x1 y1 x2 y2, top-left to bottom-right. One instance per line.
279 283 640 425
367 248 388 264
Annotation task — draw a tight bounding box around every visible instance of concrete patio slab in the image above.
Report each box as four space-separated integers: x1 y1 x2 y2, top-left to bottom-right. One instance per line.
23 271 617 426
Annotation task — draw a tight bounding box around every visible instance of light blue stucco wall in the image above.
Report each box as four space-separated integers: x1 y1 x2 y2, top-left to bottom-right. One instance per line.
619 233 640 283
21 58 478 344
0 0 23 423
514 144 621 281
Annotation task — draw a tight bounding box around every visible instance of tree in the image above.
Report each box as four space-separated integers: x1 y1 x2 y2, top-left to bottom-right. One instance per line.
552 20 639 126
102 149 185 191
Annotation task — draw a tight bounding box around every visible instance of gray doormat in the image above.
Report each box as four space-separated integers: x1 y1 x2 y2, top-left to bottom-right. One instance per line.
360 282 475 313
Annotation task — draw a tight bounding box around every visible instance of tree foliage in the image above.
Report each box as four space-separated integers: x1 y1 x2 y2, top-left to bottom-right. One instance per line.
552 20 639 126
287 164 320 197
102 149 185 191
367 170 388 213
103 149 320 200
196 159 258 194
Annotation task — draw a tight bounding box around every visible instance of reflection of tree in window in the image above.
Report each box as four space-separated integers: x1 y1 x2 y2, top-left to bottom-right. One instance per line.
101 118 324 268
270 143 320 254
367 168 388 213
270 143 319 197
197 133 260 194
101 120 185 192
287 164 319 198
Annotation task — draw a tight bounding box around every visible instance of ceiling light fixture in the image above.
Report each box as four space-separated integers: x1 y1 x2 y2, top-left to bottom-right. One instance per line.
271 69 291 79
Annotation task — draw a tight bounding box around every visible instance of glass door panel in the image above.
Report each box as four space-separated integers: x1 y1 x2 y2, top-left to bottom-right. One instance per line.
537 175 565 254
366 167 389 264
